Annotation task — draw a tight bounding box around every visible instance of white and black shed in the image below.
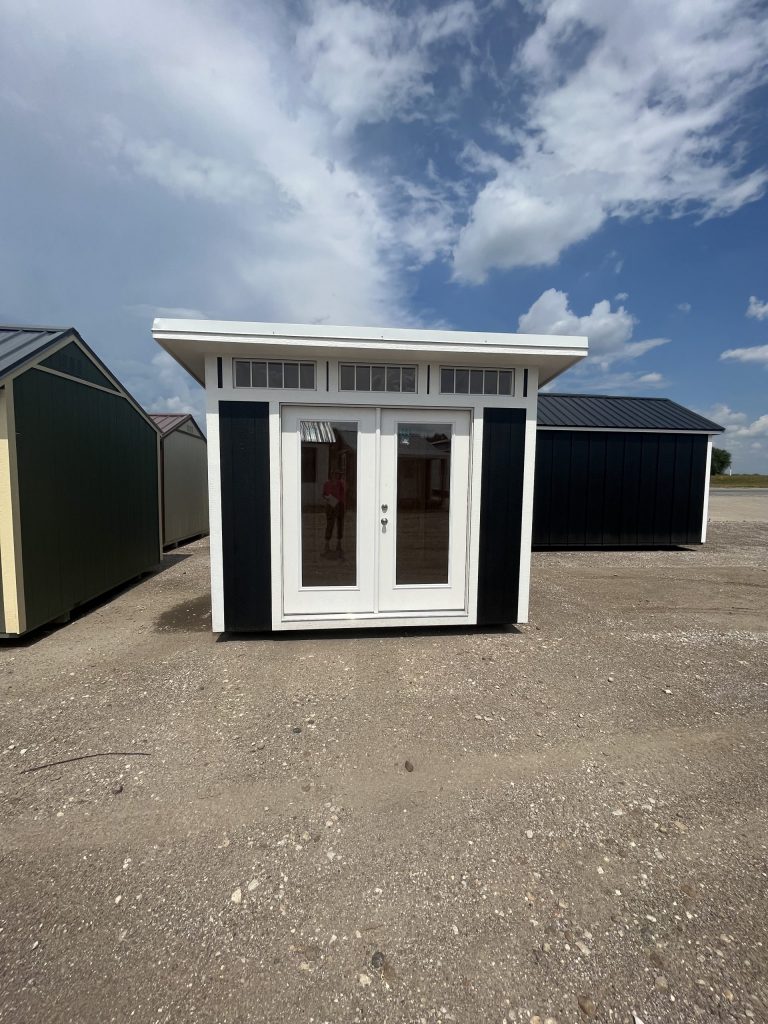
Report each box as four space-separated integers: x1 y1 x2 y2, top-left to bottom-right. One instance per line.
149 413 209 548
533 394 725 548
153 319 587 633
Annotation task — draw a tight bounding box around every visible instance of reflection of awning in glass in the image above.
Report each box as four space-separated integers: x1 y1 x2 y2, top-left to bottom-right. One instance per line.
300 421 336 443
300 421 357 450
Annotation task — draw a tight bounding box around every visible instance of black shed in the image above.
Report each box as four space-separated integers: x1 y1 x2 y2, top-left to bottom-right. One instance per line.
0 326 161 636
533 394 724 548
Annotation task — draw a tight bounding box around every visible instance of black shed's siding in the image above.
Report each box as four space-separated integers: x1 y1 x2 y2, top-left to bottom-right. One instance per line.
533 430 708 548
219 401 271 632
14 368 160 632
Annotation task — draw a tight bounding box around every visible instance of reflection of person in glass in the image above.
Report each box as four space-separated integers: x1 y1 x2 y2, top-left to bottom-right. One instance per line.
322 469 346 558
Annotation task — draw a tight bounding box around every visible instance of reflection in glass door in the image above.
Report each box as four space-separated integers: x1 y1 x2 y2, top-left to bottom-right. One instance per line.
300 420 358 587
395 423 452 585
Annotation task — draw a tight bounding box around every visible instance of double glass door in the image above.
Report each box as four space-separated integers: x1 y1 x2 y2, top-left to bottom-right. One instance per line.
281 406 471 617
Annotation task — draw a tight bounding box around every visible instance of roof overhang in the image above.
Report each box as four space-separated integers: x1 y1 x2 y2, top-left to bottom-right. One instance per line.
152 319 588 388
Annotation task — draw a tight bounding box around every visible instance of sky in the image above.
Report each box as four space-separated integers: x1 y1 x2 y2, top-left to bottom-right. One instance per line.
1 0 768 469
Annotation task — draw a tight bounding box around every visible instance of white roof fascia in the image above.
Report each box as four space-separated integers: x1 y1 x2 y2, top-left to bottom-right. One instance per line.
152 319 588 387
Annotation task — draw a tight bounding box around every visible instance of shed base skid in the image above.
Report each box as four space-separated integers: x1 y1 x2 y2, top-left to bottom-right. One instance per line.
223 611 521 634
163 531 209 552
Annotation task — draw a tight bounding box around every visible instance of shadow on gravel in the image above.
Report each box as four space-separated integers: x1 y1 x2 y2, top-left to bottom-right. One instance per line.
155 592 212 633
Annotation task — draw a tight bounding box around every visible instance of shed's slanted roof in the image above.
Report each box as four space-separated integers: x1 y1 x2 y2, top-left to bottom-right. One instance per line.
153 318 588 387
149 412 204 438
538 394 724 433
0 325 73 380
150 413 190 435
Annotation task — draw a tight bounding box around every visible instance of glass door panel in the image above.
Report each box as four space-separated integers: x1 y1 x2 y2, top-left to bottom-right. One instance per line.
379 409 470 613
282 407 376 616
395 424 452 585
300 420 357 587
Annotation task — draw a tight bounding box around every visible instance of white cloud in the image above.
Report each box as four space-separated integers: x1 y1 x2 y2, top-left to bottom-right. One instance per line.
677 302 692 313
126 305 209 320
720 344 768 365
101 120 275 206
541 368 667 393
122 352 205 422
296 1 477 134
615 292 629 301
453 0 768 281
518 288 669 370
0 0 435 329
746 295 768 319
701 403 768 471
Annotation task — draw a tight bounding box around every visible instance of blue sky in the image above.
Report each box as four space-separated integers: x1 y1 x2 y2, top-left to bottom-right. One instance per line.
2 0 768 468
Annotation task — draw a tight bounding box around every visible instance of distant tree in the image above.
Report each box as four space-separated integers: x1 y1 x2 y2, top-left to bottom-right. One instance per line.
711 448 732 475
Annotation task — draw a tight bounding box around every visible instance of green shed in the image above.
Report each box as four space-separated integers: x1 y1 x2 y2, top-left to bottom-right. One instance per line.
0 325 161 636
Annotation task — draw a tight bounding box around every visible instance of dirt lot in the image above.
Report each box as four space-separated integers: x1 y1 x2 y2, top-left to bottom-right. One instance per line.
1 517 766 1024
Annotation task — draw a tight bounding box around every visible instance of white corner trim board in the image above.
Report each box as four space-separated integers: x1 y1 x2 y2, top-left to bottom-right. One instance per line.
701 437 713 543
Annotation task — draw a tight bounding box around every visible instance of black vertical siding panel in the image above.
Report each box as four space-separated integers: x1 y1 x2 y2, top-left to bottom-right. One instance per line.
637 437 660 546
686 437 708 540
653 435 676 544
219 401 272 631
670 437 693 544
566 433 589 546
620 434 642 545
585 435 607 544
602 435 625 545
477 408 526 624
531 432 552 547
548 432 572 546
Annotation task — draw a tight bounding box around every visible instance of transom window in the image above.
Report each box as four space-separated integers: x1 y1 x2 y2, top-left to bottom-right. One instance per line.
339 363 417 393
440 367 514 396
234 359 315 390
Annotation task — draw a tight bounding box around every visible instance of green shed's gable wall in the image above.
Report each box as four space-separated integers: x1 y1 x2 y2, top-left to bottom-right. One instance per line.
14 368 160 632
40 342 118 392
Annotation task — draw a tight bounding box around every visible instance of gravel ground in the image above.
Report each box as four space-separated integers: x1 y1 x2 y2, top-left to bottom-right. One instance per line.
0 519 766 1024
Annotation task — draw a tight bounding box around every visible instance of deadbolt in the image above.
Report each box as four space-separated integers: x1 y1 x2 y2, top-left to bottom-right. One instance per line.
381 503 388 512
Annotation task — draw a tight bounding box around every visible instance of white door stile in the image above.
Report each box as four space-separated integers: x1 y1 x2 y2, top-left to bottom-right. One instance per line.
378 408 470 614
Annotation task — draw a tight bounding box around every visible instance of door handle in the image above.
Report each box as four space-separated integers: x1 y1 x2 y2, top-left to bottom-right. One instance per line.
381 517 388 526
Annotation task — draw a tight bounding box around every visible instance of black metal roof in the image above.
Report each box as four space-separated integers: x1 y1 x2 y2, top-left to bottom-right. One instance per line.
0 325 75 380
538 394 724 433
